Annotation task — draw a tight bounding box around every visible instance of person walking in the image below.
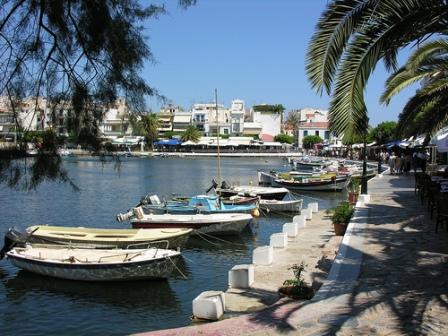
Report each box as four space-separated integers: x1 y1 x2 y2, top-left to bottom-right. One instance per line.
389 152 397 174
395 154 403 175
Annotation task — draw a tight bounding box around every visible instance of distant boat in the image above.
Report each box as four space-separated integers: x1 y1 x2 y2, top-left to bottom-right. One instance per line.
2 226 192 250
6 245 181 281
129 209 252 236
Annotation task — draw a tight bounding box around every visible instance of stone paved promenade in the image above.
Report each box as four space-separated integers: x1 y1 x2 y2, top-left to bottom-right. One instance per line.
138 174 448 336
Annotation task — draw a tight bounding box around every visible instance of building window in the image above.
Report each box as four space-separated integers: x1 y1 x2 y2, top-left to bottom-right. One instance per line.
325 131 330 140
303 130 308 137
315 130 319 136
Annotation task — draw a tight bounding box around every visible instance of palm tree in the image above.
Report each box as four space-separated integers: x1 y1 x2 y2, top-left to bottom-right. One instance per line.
380 39 448 139
140 113 159 149
307 0 448 193
306 0 448 138
181 125 201 142
286 111 302 147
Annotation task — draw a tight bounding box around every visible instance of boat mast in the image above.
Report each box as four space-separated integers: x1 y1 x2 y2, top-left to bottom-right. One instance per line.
215 88 221 188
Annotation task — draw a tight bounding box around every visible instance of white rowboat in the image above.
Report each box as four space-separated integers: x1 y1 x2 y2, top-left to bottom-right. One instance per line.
7 245 181 281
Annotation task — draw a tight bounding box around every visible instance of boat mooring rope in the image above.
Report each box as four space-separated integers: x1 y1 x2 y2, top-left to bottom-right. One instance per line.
194 231 248 247
167 256 187 279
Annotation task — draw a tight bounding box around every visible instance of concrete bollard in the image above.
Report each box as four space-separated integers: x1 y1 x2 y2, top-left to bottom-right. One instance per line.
308 202 319 213
292 214 306 228
303 207 313 220
282 222 298 237
270 232 288 248
359 194 370 203
192 291 225 321
228 264 254 289
253 246 273 265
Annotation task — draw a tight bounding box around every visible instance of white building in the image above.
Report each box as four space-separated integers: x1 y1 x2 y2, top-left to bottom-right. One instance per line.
98 98 133 139
249 104 282 141
229 99 245 135
294 108 341 148
190 103 231 136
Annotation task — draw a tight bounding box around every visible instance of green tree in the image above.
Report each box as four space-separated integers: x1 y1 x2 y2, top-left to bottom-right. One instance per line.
285 111 302 146
369 121 397 145
306 0 448 138
140 114 160 150
181 125 201 142
0 0 195 190
274 133 294 144
302 135 323 149
380 39 448 138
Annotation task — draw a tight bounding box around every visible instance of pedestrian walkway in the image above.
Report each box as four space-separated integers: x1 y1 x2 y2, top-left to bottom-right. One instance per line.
137 174 448 336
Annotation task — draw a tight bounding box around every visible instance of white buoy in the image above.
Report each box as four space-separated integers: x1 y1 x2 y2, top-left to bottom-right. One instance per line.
192 291 225 321
228 264 254 289
253 246 273 265
282 222 298 237
292 214 306 228
270 232 288 248
308 202 318 213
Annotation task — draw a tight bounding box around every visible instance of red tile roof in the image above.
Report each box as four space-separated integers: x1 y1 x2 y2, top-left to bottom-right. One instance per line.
299 122 328 129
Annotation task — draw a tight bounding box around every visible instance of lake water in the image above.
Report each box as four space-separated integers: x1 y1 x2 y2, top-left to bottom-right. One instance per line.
0 157 346 335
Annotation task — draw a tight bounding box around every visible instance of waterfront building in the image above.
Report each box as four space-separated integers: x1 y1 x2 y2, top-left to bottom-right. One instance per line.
98 98 133 140
248 104 283 141
172 110 192 133
229 99 245 135
294 108 341 148
157 104 180 136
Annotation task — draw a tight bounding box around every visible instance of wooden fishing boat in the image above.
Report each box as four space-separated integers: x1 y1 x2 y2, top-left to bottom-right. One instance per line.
18 226 192 250
130 209 252 236
273 174 351 191
259 198 303 213
6 245 181 281
216 184 289 200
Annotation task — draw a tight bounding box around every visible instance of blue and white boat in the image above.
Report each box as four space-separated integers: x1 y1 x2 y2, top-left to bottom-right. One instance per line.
138 194 258 215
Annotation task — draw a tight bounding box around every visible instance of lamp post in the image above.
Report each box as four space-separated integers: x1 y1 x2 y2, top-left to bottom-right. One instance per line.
361 117 369 195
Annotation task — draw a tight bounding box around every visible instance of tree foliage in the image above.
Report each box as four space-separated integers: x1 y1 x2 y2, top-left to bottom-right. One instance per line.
181 125 201 142
381 39 448 138
302 135 323 149
369 121 397 145
306 0 448 137
0 0 195 190
274 133 294 144
253 104 285 114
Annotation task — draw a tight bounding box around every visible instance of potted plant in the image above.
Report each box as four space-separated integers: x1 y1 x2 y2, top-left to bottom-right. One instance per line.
278 262 315 300
330 201 354 236
348 178 360 204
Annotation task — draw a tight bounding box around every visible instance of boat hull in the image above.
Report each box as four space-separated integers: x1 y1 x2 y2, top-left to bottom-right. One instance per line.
131 215 252 236
273 176 350 191
259 199 303 213
7 248 181 281
25 226 192 250
218 187 288 200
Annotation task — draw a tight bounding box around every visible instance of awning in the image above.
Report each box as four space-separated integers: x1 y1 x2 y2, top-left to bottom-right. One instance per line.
153 139 181 146
432 127 448 153
385 140 410 149
181 140 198 146
173 115 191 123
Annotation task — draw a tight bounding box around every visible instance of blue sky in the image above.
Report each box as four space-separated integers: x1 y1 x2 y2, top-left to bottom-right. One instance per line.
143 0 417 126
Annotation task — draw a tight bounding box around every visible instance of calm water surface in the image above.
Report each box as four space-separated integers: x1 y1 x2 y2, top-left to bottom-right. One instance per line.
0 157 346 335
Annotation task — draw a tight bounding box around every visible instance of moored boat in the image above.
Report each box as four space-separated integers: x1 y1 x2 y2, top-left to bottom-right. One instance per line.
139 194 258 215
215 182 289 200
7 226 192 250
259 198 303 213
6 245 181 281
130 209 252 236
273 174 351 191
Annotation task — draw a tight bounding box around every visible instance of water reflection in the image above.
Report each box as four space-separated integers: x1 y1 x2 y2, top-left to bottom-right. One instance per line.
4 269 180 311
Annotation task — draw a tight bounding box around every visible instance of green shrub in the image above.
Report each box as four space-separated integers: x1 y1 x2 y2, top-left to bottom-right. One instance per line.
330 201 354 225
